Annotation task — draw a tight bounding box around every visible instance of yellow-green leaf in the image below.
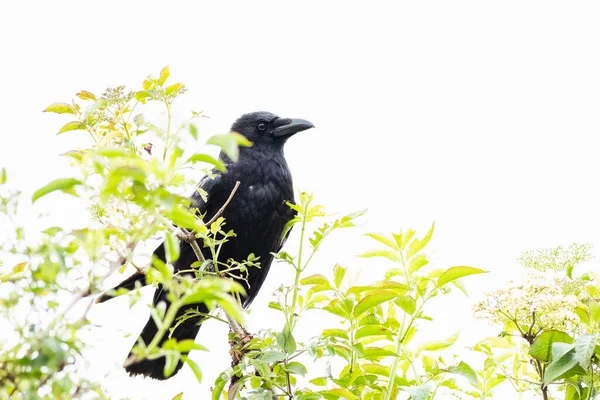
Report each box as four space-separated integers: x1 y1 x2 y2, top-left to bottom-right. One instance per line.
57 121 85 135
207 132 252 162
418 332 459 352
135 91 152 103
365 232 399 250
406 222 435 260
43 102 75 114
186 358 203 383
32 178 82 203
301 274 330 286
354 290 400 317
355 325 393 340
12 262 27 273
333 264 346 288
436 266 487 288
175 339 208 353
358 249 402 263
362 347 399 359
76 90 96 101
187 153 226 172
320 388 359 400
165 83 183 95
159 65 170 85
165 231 180 263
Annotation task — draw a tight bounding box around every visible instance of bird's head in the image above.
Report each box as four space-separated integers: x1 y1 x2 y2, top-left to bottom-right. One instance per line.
231 111 314 147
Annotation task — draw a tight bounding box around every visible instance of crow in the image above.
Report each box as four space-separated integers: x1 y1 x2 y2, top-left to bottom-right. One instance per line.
96 111 314 380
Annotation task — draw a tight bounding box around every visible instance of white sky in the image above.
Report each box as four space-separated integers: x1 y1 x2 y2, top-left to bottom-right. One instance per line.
1 1 600 399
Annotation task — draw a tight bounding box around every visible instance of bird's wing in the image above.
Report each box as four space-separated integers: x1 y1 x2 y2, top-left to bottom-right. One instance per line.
96 171 227 303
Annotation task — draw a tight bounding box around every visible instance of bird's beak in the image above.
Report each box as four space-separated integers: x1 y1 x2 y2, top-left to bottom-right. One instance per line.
272 118 315 138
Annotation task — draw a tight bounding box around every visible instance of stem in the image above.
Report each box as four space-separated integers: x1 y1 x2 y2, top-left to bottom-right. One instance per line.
384 250 432 400
284 359 293 399
349 317 356 373
162 101 172 161
534 359 548 400
585 364 593 400
289 201 308 330
145 299 183 354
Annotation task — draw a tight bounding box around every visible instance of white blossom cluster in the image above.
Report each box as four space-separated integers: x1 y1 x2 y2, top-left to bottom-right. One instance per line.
474 272 584 335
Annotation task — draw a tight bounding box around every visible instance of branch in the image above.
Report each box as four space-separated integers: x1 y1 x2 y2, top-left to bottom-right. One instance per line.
207 181 240 226
182 180 244 336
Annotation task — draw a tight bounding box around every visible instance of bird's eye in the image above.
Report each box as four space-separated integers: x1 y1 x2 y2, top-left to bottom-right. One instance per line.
257 123 267 131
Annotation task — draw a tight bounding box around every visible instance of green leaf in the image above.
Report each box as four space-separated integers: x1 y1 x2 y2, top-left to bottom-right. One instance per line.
310 377 328 387
333 264 346 288
358 249 402 263
165 83 183 95
436 266 487 288
395 295 416 315
135 91 152 103
261 350 287 363
95 148 129 158
287 361 308 376
362 347 399 359
165 231 180 263
399 385 431 400
589 301 600 324
187 153 226 172
133 113 144 126
365 233 399 250
418 332 459 352
43 102 75 114
0 167 6 185
175 339 207 353
159 65 170 85
163 352 180 378
166 206 204 232
355 325 393 340
529 330 573 362
207 132 252 162
322 329 349 339
57 121 85 135
408 254 428 274
319 388 359 400
189 123 198 140
172 393 183 400
301 274 330 286
448 361 478 387
574 307 590 325
544 347 579 385
406 222 435 260
574 334 598 369
277 325 297 354
185 358 203 383
354 290 400 317
32 178 82 203
212 371 228 400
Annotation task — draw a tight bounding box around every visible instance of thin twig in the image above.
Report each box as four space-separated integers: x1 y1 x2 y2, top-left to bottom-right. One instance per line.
206 181 241 226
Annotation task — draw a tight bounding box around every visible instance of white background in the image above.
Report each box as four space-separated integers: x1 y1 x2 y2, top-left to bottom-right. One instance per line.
1 1 599 399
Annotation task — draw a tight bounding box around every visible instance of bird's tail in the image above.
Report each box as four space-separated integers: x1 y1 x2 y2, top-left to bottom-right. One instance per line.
124 303 209 380
95 272 147 303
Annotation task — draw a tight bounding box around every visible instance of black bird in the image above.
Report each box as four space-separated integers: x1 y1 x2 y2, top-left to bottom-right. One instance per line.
97 112 313 380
